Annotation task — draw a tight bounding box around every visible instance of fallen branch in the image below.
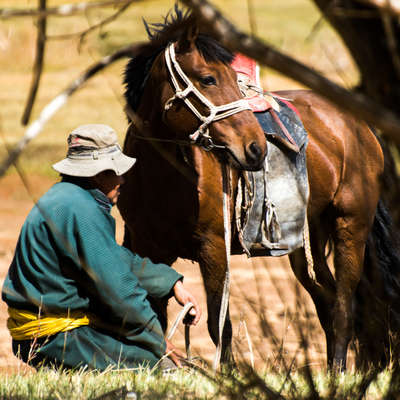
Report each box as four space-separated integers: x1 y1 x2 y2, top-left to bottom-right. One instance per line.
0 43 144 178
181 0 400 143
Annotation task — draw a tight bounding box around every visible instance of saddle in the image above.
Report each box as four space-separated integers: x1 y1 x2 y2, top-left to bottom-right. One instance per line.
231 52 309 257
235 95 309 257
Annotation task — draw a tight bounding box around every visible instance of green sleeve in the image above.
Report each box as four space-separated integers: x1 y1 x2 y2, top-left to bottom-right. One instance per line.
120 247 183 299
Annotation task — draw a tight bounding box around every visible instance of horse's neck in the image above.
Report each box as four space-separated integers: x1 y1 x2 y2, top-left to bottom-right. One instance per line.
121 112 239 261
126 120 194 182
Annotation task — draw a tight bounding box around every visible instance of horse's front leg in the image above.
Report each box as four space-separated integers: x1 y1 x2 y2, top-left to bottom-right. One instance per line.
199 234 234 365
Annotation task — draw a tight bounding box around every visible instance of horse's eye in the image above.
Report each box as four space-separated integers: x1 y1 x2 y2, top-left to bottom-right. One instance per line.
200 76 217 86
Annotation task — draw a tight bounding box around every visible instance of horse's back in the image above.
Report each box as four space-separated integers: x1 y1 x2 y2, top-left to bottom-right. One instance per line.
275 90 384 218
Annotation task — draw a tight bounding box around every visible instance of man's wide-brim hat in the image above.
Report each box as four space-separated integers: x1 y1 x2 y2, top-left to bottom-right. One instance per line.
52 124 136 177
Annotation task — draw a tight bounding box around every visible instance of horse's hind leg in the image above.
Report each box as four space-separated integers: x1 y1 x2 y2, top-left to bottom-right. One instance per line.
330 213 372 369
289 222 338 366
291 216 372 369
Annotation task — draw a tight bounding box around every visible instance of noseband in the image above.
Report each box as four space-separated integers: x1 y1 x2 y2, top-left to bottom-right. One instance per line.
163 43 252 151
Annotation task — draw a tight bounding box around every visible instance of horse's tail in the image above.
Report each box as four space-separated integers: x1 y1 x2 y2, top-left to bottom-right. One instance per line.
354 199 400 369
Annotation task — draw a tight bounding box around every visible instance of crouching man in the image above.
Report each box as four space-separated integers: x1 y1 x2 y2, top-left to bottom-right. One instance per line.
2 124 200 370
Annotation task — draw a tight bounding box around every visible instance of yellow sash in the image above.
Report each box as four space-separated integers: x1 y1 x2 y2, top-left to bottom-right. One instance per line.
7 308 90 340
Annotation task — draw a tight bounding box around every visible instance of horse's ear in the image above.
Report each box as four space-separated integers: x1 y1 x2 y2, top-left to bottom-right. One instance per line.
176 23 199 54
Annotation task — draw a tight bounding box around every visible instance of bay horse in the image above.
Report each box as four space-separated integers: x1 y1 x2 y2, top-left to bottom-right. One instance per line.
118 11 400 370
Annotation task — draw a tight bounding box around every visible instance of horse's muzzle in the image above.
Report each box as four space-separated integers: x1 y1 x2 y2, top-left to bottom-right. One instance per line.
223 143 266 171
241 140 266 171
246 141 265 165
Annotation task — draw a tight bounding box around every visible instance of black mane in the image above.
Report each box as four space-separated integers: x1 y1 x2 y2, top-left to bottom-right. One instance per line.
123 6 233 112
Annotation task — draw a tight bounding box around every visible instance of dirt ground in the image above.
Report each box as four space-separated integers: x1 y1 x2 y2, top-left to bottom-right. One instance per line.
0 173 330 374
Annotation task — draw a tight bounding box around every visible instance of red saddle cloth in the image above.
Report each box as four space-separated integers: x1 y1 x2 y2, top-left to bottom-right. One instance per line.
231 53 271 113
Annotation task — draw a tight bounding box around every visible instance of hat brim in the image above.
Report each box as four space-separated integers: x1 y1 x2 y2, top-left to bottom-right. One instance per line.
52 151 136 177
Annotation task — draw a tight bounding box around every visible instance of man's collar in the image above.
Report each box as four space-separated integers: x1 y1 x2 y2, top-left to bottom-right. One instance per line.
89 189 113 213
61 175 113 212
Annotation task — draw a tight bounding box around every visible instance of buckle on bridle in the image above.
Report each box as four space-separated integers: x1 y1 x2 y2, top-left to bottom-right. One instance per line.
191 130 226 151
189 125 222 151
198 135 216 151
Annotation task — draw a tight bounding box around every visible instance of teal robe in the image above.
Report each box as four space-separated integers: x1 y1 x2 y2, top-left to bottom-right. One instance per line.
2 181 182 370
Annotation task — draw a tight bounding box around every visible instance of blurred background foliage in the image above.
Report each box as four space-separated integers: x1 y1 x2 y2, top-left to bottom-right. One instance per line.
0 0 357 176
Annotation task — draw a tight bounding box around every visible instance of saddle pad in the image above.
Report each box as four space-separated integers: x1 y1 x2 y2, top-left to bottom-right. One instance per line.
235 98 309 257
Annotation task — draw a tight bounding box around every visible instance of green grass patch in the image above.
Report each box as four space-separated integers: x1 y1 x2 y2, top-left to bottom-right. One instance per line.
1 367 216 400
1 364 398 399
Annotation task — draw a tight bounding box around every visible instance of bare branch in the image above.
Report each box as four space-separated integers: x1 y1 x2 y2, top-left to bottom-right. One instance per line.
21 0 47 126
0 0 137 19
181 0 400 143
355 0 400 17
46 0 134 45
329 7 379 18
0 43 144 178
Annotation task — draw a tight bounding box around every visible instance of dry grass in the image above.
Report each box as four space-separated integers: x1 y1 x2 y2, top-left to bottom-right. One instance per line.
0 364 397 399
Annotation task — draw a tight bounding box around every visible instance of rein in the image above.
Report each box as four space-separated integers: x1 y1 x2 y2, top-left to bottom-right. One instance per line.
163 42 251 151
164 164 232 373
128 132 226 151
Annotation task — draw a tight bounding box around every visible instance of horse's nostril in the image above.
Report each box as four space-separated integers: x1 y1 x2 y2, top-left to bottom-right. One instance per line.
249 142 262 159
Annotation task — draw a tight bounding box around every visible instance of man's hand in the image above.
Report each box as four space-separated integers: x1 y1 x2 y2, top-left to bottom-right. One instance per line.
173 280 201 325
165 338 185 367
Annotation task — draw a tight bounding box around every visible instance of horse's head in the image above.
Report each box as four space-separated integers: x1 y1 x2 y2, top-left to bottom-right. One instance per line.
160 27 267 171
124 14 267 171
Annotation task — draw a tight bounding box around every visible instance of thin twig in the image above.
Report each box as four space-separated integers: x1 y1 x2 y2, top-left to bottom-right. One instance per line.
241 319 255 369
0 0 137 19
181 0 400 143
320 42 352 88
21 0 47 126
46 0 134 49
246 0 257 37
0 43 143 178
305 16 325 43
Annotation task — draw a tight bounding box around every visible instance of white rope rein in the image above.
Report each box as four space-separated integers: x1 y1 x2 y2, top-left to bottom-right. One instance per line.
166 165 232 371
164 43 251 146
303 215 317 283
166 302 194 341
166 301 194 362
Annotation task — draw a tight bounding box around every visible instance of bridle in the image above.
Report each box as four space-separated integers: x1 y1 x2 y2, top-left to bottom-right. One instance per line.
162 42 252 151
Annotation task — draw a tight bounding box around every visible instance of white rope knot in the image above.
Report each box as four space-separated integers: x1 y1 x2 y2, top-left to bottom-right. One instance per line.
163 42 252 150
164 97 175 111
189 130 202 142
176 86 192 99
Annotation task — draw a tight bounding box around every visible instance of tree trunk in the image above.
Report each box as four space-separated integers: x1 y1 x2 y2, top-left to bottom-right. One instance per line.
313 0 400 227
